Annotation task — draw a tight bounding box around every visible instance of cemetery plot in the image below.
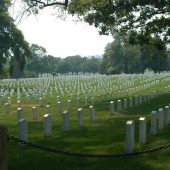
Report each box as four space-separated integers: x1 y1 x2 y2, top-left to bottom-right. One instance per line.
1 73 170 169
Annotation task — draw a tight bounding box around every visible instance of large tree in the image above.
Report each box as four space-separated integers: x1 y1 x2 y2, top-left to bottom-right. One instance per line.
21 0 170 45
101 35 168 74
68 0 170 44
0 0 31 78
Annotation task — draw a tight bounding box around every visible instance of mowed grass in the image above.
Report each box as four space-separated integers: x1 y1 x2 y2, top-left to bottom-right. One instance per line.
1 79 170 169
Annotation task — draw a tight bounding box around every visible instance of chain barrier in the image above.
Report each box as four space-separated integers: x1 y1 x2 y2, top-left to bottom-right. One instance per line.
7 134 170 158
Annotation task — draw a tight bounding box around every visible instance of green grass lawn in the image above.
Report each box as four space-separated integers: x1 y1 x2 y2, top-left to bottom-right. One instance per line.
1 75 170 170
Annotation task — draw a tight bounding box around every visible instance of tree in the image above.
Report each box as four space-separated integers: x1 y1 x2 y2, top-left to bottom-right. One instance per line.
101 35 169 74
68 0 170 45
26 44 46 76
58 59 71 74
20 0 169 48
0 0 31 78
101 36 124 74
80 57 99 74
65 55 83 74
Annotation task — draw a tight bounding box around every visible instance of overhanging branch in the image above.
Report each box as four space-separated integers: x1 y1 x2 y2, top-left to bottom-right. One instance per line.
29 0 68 8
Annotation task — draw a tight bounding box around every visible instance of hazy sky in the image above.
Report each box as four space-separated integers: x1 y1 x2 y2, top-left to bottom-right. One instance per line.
12 6 113 58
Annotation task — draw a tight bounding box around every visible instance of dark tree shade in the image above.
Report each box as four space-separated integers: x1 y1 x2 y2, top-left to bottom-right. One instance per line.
0 0 31 78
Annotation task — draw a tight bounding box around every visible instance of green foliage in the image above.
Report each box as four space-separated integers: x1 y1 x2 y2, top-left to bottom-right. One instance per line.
25 44 100 76
20 0 169 46
0 0 31 78
68 0 170 45
101 35 169 74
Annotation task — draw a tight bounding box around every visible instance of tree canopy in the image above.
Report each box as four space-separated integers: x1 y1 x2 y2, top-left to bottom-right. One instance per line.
21 0 170 45
101 35 169 74
69 0 170 44
0 0 31 78
25 44 100 77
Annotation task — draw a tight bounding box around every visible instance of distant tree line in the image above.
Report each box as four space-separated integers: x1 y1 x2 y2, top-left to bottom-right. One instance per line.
24 36 170 77
24 44 100 77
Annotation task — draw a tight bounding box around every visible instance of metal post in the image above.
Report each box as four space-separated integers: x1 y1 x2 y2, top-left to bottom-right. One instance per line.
0 125 8 170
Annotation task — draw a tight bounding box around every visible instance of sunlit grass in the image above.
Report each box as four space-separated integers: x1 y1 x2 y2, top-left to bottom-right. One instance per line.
1 76 170 169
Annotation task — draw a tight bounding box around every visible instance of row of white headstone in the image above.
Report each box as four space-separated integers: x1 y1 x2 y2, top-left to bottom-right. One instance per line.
1 73 168 106
17 105 95 142
18 103 170 154
125 105 170 153
3 86 163 117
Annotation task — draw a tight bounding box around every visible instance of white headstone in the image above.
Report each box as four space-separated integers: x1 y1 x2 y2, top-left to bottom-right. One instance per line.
139 96 142 104
8 96 12 105
164 106 169 125
77 98 81 108
158 108 164 129
32 107 37 121
39 98 43 107
57 102 62 113
78 108 83 127
123 99 128 109
18 119 28 142
110 101 114 115
125 120 135 153
46 105 51 115
43 114 52 136
135 96 138 106
104 93 107 101
85 97 88 106
26 95 30 102
89 105 95 123
151 111 157 135
117 100 122 111
129 97 133 107
68 99 72 111
4 103 9 114
18 108 23 120
62 111 69 131
98 95 101 103
139 117 146 144
17 100 22 108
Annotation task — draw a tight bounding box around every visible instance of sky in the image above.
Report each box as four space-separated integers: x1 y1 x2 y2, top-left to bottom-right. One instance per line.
11 4 113 58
